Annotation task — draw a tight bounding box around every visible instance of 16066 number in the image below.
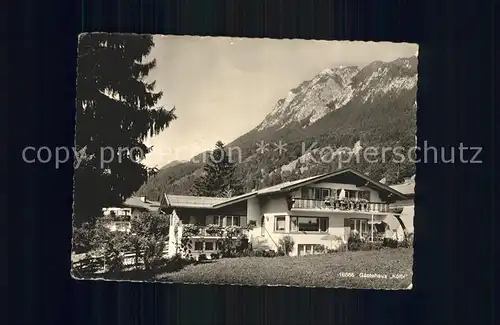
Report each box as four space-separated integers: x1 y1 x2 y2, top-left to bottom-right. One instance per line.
339 272 355 278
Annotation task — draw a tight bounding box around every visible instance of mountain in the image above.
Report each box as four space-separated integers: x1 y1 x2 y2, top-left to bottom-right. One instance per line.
160 160 188 170
256 65 360 131
135 56 418 201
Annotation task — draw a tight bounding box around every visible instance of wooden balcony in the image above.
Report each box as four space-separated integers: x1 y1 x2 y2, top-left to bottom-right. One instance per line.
291 198 389 213
183 225 249 238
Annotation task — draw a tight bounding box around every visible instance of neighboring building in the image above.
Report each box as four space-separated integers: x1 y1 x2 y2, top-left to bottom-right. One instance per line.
162 168 409 257
387 177 415 239
101 196 161 232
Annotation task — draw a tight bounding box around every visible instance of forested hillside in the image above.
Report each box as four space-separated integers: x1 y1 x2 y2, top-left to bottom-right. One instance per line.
135 56 418 200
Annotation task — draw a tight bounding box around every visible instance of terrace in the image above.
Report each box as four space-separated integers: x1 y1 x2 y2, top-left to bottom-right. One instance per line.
291 198 389 213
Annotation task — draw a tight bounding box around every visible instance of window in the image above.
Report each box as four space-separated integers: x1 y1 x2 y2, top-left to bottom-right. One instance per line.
345 190 357 199
359 191 370 201
341 190 370 201
307 187 331 200
319 218 328 232
205 241 215 251
290 217 298 232
226 216 241 226
194 241 203 251
344 218 370 234
297 244 315 256
290 217 329 232
213 216 224 226
275 216 286 231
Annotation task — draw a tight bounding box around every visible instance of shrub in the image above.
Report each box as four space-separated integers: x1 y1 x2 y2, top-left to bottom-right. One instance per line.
210 253 220 260
198 253 207 261
264 250 276 258
247 220 257 230
277 246 286 256
160 254 195 272
225 225 242 237
235 235 249 253
72 222 95 254
313 244 326 254
129 213 170 270
205 224 223 236
103 243 124 272
216 226 246 258
335 242 348 252
347 232 364 251
182 224 200 236
383 238 399 248
359 241 383 251
398 233 414 248
278 235 295 256
252 249 265 257
235 248 253 257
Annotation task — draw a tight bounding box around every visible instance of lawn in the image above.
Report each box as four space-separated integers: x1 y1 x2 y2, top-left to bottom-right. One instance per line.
155 248 413 289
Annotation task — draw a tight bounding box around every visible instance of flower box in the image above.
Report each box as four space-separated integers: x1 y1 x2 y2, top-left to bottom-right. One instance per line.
205 224 223 236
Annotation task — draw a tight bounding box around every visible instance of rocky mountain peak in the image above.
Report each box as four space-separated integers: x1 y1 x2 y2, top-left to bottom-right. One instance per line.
255 56 417 132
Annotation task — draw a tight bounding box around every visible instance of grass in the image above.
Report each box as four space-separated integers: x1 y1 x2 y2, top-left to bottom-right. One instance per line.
155 248 413 289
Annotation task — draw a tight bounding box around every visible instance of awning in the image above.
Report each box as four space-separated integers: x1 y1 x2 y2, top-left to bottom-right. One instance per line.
385 206 414 232
320 234 342 240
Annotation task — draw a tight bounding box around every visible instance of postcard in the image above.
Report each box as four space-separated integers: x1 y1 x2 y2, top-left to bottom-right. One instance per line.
71 33 416 289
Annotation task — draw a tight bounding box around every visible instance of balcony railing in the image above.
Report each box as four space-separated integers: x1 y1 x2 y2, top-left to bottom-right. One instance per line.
106 221 131 232
292 198 389 213
182 225 249 237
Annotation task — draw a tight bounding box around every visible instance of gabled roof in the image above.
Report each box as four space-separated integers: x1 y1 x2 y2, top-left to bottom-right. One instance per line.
390 183 415 196
212 167 408 209
123 196 161 212
162 194 230 209
161 168 408 210
280 168 407 198
208 175 321 208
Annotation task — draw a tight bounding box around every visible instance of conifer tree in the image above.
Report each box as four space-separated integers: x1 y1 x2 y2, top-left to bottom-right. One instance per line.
74 33 176 226
191 141 244 197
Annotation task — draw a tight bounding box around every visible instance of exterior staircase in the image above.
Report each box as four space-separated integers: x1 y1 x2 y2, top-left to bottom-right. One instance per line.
251 235 272 250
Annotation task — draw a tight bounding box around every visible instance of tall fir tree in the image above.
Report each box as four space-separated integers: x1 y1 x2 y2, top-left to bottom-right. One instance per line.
74 33 176 226
191 141 244 197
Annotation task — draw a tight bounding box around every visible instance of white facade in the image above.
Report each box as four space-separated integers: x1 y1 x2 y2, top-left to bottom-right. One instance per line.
101 197 162 233
102 207 132 217
165 178 407 257
245 185 394 256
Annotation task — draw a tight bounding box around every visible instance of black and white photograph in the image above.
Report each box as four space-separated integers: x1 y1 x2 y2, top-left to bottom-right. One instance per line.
71 33 417 289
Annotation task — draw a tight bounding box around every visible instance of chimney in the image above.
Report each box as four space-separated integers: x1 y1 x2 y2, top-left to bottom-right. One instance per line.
140 196 147 203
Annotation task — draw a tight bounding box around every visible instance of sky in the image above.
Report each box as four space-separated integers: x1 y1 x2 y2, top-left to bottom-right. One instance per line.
141 36 418 168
